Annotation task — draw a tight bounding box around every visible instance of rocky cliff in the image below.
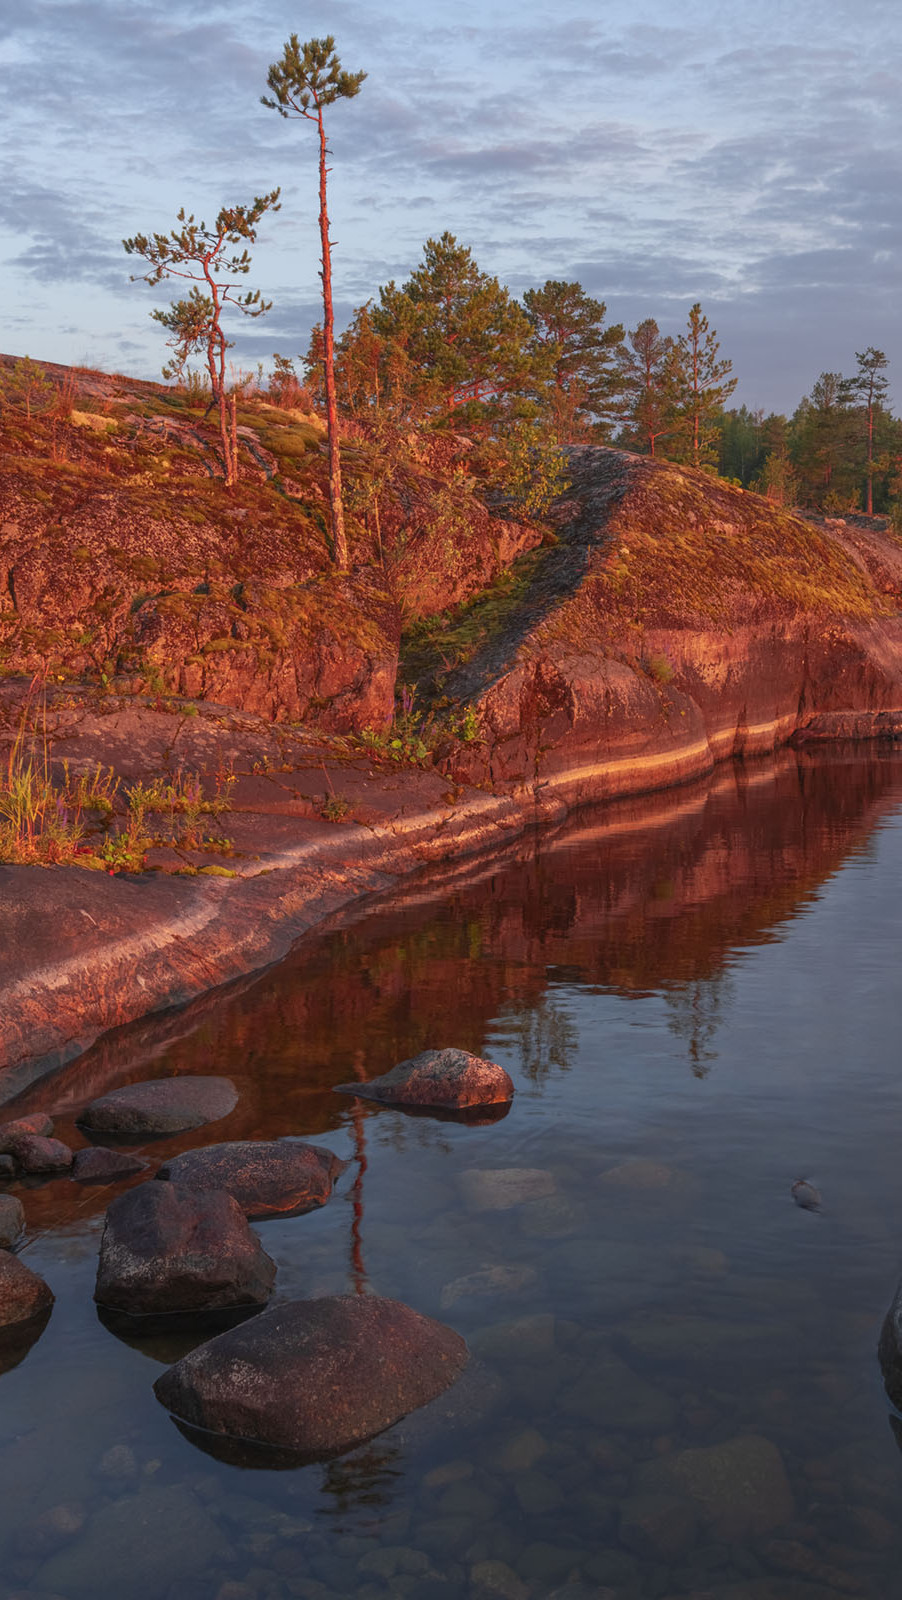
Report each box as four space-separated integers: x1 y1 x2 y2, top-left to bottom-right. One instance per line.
426 448 902 799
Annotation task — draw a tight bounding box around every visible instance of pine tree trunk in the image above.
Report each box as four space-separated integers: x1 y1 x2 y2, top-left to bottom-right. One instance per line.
317 108 347 569
866 405 874 515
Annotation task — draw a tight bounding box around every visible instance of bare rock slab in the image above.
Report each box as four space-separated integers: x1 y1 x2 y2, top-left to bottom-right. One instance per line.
154 1294 469 1461
0 1194 25 1249
71 1147 149 1184
156 1139 345 1220
94 1180 276 1316
0 1248 54 1328
78 1075 238 1137
335 1048 514 1110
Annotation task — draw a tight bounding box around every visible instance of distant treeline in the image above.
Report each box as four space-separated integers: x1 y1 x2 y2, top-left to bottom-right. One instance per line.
292 233 896 519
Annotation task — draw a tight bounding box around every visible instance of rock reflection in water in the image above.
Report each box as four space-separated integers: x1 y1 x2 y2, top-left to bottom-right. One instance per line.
2 745 902 1598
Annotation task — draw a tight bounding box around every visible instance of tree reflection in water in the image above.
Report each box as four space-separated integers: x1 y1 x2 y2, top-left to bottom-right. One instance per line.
664 971 735 1077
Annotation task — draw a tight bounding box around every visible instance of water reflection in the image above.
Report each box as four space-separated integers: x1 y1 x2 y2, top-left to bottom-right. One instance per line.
2 745 902 1598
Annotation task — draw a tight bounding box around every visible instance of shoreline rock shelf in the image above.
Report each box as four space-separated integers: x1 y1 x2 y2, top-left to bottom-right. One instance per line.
153 1294 470 1461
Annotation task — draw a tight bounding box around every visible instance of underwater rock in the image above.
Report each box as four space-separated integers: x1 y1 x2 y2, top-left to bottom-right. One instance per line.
71 1147 149 1184
0 1248 54 1328
94 1180 276 1316
440 1264 538 1310
35 1484 223 1600
618 1491 698 1562
335 1047 514 1110
78 1075 238 1136
156 1139 345 1220
0 1193 25 1248
636 1433 795 1540
459 1168 556 1212
154 1294 469 1461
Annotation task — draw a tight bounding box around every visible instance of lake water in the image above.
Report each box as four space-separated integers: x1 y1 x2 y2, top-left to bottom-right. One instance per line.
3 744 902 1600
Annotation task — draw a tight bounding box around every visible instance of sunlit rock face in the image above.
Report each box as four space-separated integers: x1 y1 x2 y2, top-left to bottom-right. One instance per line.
435 448 902 800
335 1046 515 1109
153 1294 469 1462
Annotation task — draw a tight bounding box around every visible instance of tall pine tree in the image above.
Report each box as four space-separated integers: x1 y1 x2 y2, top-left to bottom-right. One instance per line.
671 303 736 470
522 280 625 444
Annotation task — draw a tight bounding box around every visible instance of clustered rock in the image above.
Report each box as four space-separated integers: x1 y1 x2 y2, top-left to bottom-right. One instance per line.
0 1048 506 1459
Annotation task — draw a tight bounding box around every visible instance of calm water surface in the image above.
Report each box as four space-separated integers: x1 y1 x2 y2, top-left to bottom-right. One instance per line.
3 746 902 1600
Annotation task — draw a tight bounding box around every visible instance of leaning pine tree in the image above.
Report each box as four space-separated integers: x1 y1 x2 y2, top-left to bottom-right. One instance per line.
123 193 280 487
263 35 366 570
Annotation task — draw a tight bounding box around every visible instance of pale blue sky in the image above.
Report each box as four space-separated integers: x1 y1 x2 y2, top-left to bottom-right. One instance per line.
3 0 900 411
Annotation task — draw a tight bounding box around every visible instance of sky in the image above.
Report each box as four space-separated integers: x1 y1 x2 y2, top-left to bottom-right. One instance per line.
3 0 901 413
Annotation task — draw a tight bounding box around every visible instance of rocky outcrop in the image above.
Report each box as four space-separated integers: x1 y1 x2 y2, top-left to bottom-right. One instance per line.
78 1075 237 1136
153 1294 469 1460
335 1047 515 1109
434 450 902 800
155 1139 345 1218
94 1180 276 1316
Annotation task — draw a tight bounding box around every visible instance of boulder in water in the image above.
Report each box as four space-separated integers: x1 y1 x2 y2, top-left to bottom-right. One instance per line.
71 1147 149 1184
878 1280 902 1410
156 1139 344 1220
0 1248 54 1328
335 1047 514 1110
154 1294 469 1461
0 1194 25 1249
94 1180 276 1317
0 1112 54 1149
4 1133 73 1175
78 1076 237 1137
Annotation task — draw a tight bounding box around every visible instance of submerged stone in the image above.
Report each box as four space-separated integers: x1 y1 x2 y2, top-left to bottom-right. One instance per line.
94 1180 276 1316
154 1294 469 1461
156 1139 345 1219
459 1168 556 1212
335 1047 514 1110
35 1485 222 1600
78 1075 238 1136
636 1433 795 1540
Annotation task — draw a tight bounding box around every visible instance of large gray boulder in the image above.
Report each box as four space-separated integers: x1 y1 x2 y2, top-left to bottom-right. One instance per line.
335 1047 514 1110
0 1248 54 1328
78 1076 237 1136
879 1280 902 1410
94 1180 275 1316
154 1294 469 1461
156 1139 345 1219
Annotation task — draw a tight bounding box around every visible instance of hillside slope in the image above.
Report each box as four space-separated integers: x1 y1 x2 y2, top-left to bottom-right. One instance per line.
416 448 902 798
